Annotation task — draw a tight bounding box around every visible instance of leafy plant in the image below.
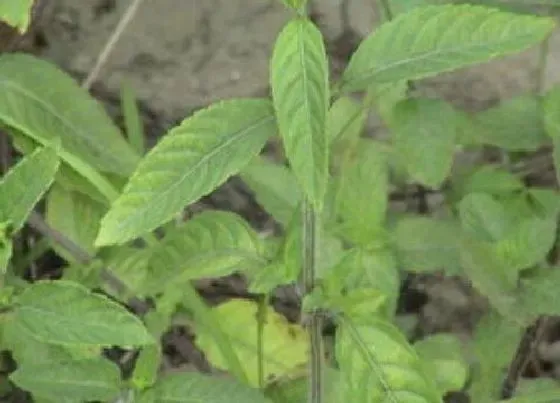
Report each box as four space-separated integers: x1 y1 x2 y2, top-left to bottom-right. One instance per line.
0 0 560 402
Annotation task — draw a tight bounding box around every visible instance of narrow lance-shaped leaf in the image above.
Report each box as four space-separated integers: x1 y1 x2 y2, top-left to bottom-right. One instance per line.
10 357 122 402
271 18 330 210
13 280 154 346
390 98 459 188
96 99 277 246
0 54 139 176
341 5 555 92
0 146 59 232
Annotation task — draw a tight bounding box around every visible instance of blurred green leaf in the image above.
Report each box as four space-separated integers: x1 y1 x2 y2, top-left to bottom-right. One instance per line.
240 157 300 228
10 357 122 402
390 98 458 188
414 334 469 395
0 0 35 33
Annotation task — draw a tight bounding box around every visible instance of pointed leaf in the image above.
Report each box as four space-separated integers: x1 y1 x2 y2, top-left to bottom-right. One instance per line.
96 99 276 246
0 0 34 32
341 4 554 92
0 146 59 231
271 18 330 209
451 165 524 201
390 98 458 188
336 140 388 244
195 299 308 388
147 211 263 293
414 334 468 395
10 357 121 402
13 280 154 346
0 54 139 176
336 315 441 402
139 372 272 403
240 157 301 227
392 216 462 274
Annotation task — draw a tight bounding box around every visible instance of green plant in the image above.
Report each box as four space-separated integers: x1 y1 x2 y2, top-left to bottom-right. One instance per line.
1 0 560 402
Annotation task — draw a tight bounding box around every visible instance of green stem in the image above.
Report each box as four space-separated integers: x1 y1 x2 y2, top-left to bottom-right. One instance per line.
536 37 550 97
257 294 267 389
379 0 393 21
302 200 323 403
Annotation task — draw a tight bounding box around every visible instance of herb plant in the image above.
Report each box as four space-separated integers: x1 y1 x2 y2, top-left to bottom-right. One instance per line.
1 0 560 402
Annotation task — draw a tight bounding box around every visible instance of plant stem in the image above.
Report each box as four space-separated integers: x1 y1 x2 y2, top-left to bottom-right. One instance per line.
257 294 267 389
536 37 550 97
302 200 323 403
379 0 394 21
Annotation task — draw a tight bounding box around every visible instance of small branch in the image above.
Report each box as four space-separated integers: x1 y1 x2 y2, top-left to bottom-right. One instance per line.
26 211 150 314
501 316 550 399
82 0 145 90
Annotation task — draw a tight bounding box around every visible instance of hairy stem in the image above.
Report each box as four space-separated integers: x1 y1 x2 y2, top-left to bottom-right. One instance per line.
302 200 323 403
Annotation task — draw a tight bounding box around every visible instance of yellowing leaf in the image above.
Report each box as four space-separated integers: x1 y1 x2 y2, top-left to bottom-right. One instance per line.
195 299 308 387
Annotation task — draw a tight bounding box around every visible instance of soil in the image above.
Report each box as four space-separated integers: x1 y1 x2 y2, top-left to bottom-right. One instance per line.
3 0 560 402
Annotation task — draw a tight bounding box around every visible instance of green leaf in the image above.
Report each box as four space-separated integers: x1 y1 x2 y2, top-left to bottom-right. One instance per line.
336 140 388 244
271 18 330 210
132 344 161 391
392 216 462 274
469 310 523 402
46 184 106 260
279 0 307 11
0 54 139 177
414 334 468 395
0 0 34 33
121 80 145 154
451 165 524 201
323 247 400 318
335 315 441 402
459 239 518 318
147 211 263 293
13 280 154 346
458 193 513 242
0 146 59 232
367 81 408 125
494 217 556 272
390 98 458 188
503 379 560 403
96 99 276 246
139 372 272 403
195 299 308 388
240 157 301 228
341 4 554 92
468 95 547 151
517 267 560 320
10 357 121 402
100 246 152 297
